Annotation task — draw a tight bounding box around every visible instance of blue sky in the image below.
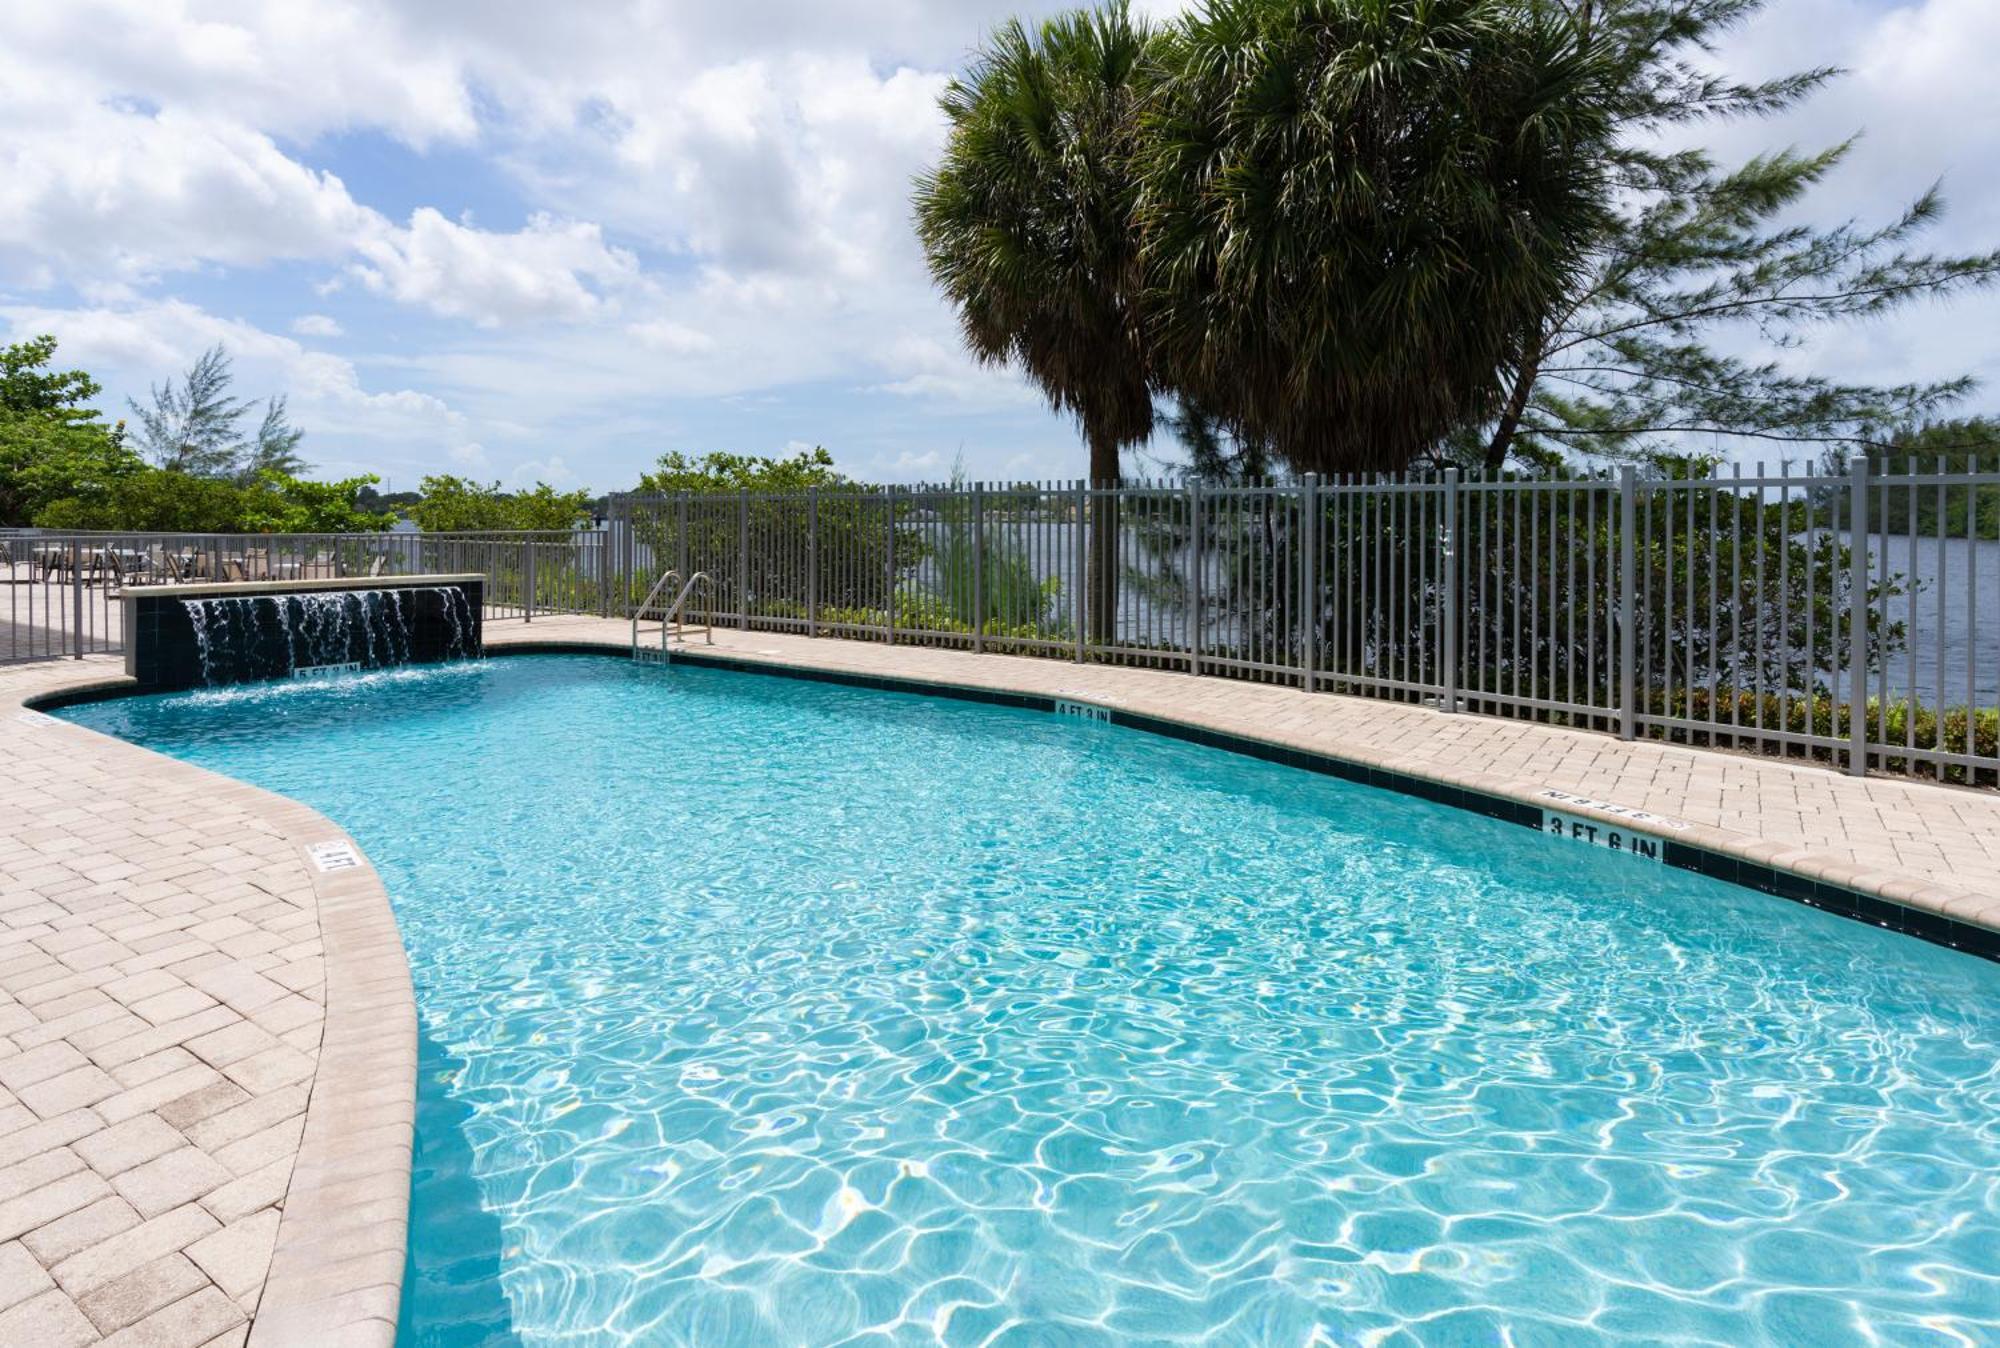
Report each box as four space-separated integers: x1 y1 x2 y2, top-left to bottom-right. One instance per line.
1 0 1994 494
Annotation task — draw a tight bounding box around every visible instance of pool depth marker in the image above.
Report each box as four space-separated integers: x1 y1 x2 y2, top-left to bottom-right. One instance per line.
295 662 364 678
1535 788 1685 863
306 840 364 873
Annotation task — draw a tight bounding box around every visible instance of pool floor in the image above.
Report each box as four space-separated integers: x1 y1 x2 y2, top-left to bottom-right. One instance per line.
61 655 2000 1346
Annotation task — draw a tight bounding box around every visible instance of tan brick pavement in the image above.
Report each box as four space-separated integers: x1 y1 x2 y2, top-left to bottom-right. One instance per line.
2 656 412 1347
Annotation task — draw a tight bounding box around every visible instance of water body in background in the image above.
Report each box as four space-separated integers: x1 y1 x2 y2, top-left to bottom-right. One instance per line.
1847 532 2000 709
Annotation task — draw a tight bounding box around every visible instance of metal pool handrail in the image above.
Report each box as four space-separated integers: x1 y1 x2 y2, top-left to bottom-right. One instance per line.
631 569 681 656
660 572 716 649
629 569 715 657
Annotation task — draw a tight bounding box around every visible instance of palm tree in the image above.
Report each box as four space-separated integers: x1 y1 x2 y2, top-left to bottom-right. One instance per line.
1137 0 1614 476
913 4 1156 645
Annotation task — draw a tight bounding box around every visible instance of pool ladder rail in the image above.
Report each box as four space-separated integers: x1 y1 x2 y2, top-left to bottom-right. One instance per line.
630 569 716 662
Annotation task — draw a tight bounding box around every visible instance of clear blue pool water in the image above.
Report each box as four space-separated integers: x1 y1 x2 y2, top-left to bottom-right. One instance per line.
60 654 2000 1346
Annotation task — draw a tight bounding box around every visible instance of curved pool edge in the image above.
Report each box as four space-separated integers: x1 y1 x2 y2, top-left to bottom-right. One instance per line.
5 662 415 1348
489 629 2000 961
242 841 413 1348
3 629 1994 1340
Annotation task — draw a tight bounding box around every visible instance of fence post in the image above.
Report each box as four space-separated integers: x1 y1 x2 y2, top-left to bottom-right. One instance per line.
1188 479 1203 677
625 503 638 617
523 541 535 623
597 512 610 618
1441 469 1459 712
738 489 750 631
1073 481 1086 662
972 483 985 655
1618 466 1637 740
676 493 689 583
885 485 897 645
1300 475 1318 692
807 487 819 636
1848 456 1870 776
71 540 85 659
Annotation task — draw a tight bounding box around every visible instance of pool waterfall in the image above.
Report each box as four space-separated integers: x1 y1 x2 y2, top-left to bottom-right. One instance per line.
182 587 477 684
123 575 485 692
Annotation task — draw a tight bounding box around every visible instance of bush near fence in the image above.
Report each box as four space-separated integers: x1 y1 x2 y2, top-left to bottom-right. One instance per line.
1644 688 2000 787
751 596 1069 648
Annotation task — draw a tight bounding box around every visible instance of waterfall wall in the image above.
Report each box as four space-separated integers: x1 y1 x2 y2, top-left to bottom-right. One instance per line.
124 576 483 691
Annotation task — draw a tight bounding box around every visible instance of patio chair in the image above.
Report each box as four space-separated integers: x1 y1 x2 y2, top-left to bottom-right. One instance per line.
222 558 249 582
98 549 128 595
368 555 388 577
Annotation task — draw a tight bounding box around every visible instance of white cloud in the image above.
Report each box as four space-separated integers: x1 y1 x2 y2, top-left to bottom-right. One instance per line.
626 320 715 355
886 448 946 476
2 0 477 148
0 74 654 334
0 101 377 282
564 53 949 286
350 209 645 327
0 0 1991 489
866 335 1042 409
506 454 577 490
0 298 464 474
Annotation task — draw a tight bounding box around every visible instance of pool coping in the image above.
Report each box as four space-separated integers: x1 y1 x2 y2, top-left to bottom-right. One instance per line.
499 632 2000 962
9 666 415 1347
120 573 488 601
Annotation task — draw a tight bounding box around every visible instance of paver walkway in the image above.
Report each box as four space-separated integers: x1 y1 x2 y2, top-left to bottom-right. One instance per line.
1 656 411 1347
1 611 1995 1345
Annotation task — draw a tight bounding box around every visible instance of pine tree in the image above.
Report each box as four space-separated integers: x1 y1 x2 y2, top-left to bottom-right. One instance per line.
1476 0 2000 471
240 395 309 483
129 345 253 476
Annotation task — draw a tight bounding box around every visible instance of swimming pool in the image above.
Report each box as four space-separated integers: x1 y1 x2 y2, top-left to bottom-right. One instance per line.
60 654 2000 1345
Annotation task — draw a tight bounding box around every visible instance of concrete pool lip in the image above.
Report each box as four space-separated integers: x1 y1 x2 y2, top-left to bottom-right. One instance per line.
4 620 1997 1343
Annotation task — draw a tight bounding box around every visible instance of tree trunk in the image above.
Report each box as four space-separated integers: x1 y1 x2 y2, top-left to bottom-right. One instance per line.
1484 344 1541 471
1086 431 1120 648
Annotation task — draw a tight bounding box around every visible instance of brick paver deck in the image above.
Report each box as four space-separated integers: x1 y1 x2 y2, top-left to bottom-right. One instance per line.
1 614 1994 1344
1 657 412 1347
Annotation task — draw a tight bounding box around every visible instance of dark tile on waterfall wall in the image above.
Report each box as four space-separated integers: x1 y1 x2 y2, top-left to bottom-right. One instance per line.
125 580 481 691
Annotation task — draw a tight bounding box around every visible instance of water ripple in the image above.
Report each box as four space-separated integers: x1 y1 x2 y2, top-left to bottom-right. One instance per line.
62 655 2000 1347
